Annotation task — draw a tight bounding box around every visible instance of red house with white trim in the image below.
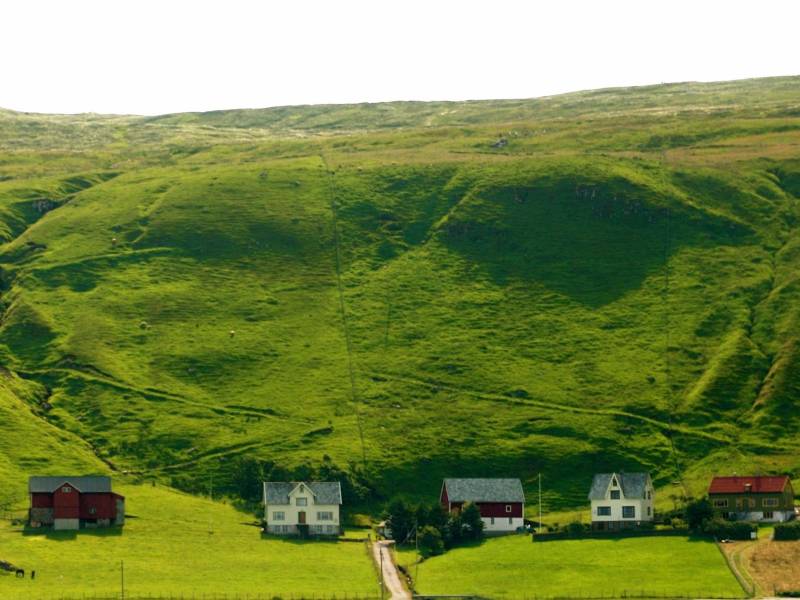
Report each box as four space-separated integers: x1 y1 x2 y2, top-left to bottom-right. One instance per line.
440 478 525 534
29 476 125 531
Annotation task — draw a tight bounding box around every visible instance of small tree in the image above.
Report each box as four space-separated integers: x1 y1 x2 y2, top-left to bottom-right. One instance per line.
685 498 714 530
444 512 463 548
460 502 485 541
418 525 445 557
425 503 449 532
385 498 415 544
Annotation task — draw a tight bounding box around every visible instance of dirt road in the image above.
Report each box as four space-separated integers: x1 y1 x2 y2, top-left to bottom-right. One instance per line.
372 540 410 600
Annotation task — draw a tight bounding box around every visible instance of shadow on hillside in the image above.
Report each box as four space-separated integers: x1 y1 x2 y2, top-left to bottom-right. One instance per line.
259 532 348 545
22 526 124 540
439 180 752 308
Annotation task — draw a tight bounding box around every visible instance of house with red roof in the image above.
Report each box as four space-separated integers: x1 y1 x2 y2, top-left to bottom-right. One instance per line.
708 475 795 522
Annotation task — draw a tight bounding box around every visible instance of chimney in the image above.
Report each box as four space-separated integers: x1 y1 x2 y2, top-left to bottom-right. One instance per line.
744 483 752 493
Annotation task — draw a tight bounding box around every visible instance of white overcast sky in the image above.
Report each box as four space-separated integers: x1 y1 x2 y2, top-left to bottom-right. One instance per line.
1 0 798 116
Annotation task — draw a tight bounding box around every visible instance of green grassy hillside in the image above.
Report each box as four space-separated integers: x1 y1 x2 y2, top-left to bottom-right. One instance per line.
1 76 799 514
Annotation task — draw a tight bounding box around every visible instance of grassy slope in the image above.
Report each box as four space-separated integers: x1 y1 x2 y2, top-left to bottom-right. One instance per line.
0 77 799 516
0 484 377 599
402 535 744 599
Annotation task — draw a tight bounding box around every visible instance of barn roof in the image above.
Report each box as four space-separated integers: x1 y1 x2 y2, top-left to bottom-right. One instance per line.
442 478 525 503
588 472 651 500
28 476 113 493
263 481 342 505
709 476 789 495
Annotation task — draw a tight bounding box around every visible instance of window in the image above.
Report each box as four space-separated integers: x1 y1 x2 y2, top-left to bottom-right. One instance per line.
505 505 512 513
310 525 323 534
508 517 513 525
622 506 635 519
272 511 285 521
317 511 333 521
748 498 756 509
647 506 651 516
647 491 652 500
62 486 72 493
327 525 337 534
597 506 611 516
763 498 779 507
712 499 728 508
490 517 495 525
610 490 621 500
763 511 774 520
89 507 97 515
296 497 308 506
611 476 618 487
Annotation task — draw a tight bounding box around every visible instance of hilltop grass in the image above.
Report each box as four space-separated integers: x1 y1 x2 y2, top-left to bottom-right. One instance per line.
0 483 378 599
402 535 745 599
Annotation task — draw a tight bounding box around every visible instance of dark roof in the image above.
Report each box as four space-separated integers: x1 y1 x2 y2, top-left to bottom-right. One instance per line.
263 481 342 505
29 476 113 494
443 478 525 503
588 472 651 500
709 476 789 494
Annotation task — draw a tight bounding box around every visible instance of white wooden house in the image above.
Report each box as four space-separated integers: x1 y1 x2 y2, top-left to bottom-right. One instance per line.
588 472 654 531
263 481 342 536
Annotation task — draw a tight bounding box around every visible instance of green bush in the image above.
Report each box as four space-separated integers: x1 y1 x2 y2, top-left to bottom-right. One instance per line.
670 517 687 530
774 520 800 540
566 521 589 536
418 525 445 558
702 518 757 540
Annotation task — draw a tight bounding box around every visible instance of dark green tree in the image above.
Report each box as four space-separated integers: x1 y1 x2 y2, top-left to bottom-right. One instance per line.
232 457 265 502
418 525 445 558
385 498 415 544
685 498 714 530
460 502 485 541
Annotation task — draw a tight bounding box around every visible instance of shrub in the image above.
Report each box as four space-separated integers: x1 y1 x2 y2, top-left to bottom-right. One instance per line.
566 521 588 536
418 525 445 558
685 498 714 530
460 502 485 541
670 517 687 530
774 520 800 541
702 517 756 540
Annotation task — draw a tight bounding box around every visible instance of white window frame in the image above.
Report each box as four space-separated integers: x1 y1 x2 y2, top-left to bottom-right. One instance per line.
597 506 611 516
505 504 512 513
296 497 308 507
763 511 774 519
712 499 728 508
622 506 636 519
763 498 779 507
62 486 72 493
272 511 285 521
317 511 333 521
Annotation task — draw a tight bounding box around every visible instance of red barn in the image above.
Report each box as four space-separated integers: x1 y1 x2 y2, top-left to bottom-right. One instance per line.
441 478 525 534
29 476 125 531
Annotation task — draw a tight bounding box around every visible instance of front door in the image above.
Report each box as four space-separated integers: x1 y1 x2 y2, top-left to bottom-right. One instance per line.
298 511 306 524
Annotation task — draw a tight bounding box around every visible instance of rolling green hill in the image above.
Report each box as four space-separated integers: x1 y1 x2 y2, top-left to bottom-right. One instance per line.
1 76 799 515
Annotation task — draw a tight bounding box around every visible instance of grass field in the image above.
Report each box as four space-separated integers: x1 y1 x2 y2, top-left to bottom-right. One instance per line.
400 535 745 599
0 484 378 599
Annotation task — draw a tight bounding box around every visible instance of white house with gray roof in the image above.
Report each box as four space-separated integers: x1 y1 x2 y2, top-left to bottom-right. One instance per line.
588 472 654 531
263 481 342 536
441 478 525 534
